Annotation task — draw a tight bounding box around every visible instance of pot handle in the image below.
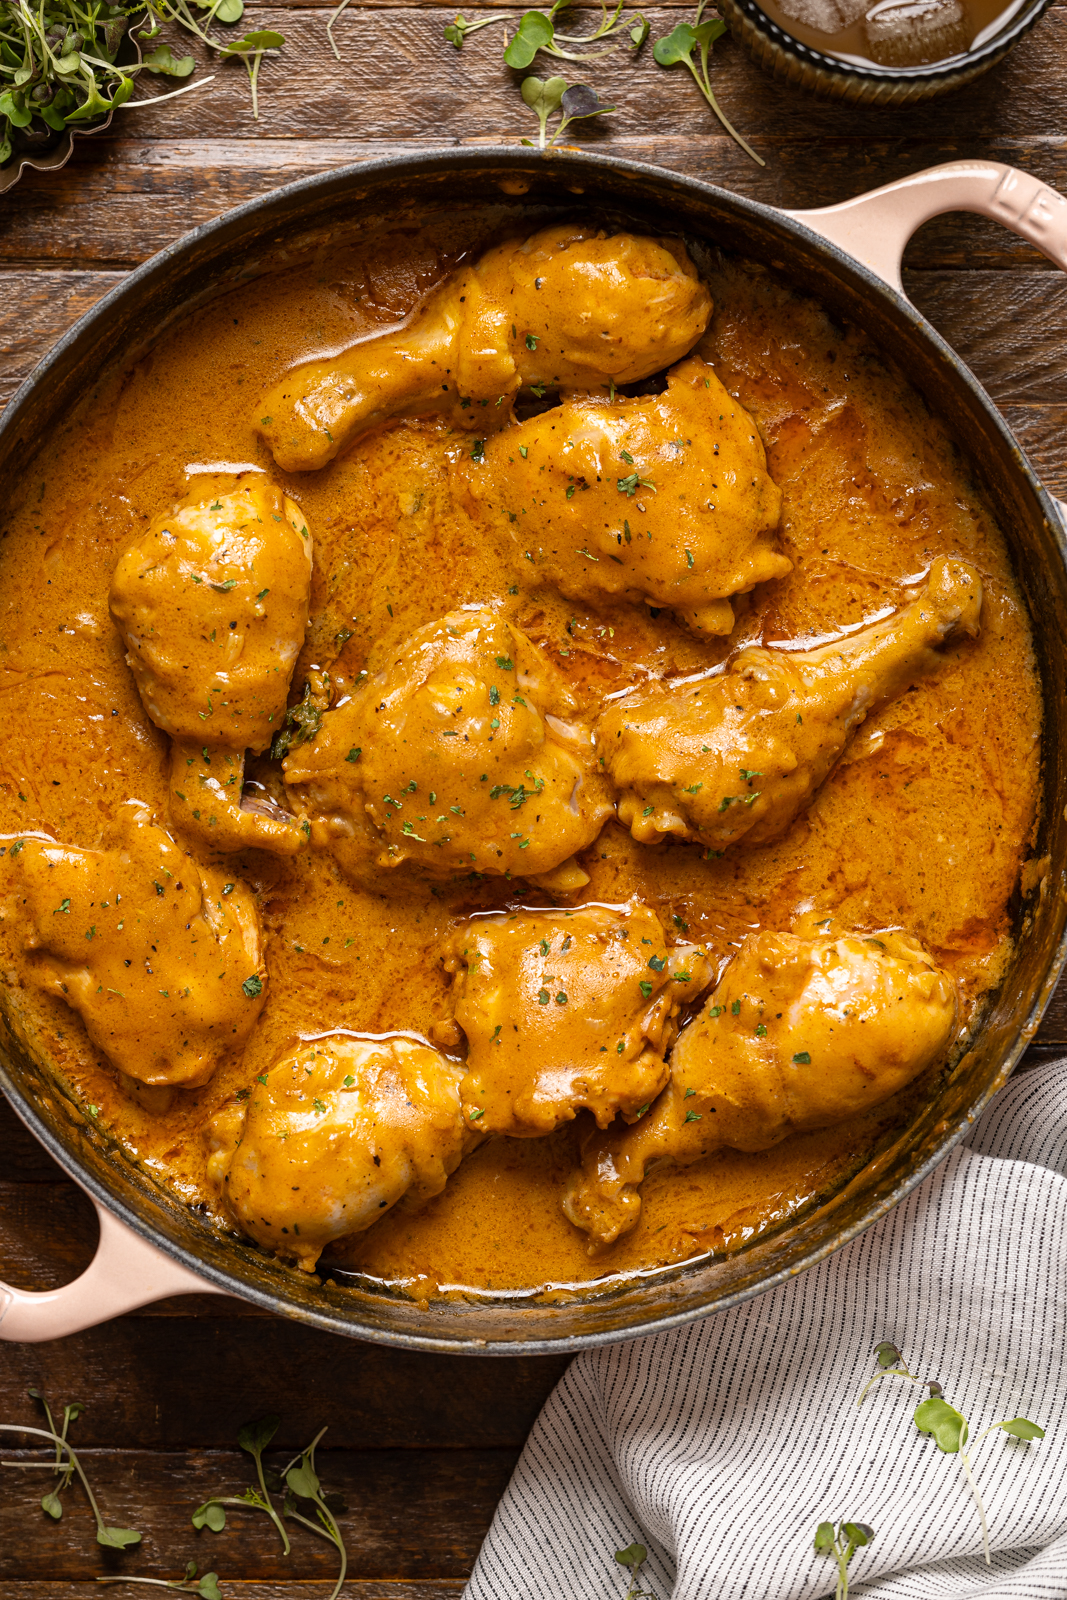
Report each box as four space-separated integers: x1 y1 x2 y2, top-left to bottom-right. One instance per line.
785 160 1067 528
0 1196 223 1342
783 159 1067 295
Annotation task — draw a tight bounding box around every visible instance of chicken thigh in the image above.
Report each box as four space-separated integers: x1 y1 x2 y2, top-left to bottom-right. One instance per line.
255 226 712 473
599 555 982 853
455 356 789 634
440 901 712 1137
283 607 613 890
563 921 957 1246
207 1033 473 1272
109 483 314 855
5 805 266 1088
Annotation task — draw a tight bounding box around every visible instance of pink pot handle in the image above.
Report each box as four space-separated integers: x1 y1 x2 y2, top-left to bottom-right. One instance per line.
786 160 1067 528
0 1196 223 1342
784 159 1067 294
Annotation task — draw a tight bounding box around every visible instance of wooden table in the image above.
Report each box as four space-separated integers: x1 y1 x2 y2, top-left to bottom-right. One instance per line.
2 5 1066 1593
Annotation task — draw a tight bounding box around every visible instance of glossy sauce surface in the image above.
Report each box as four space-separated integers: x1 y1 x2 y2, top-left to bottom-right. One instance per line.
0 213 1041 1300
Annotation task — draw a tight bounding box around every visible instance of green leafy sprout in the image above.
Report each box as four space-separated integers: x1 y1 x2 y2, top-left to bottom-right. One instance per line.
0 0 286 163
192 1415 349 1600
446 0 637 62
614 1542 658 1600
520 75 613 148
813 1518 873 1600
652 2 763 166
98 1561 223 1600
0 1389 141 1550
859 1341 1046 1565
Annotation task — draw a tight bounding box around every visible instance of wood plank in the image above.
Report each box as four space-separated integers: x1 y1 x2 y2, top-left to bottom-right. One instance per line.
0 1448 515 1580
1003 403 1067 500
18 5 1052 146
6 1586 465 1599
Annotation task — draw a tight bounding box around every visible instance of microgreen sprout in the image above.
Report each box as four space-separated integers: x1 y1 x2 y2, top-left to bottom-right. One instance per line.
446 0 633 64
858 1340 1047 1565
279 1427 348 1600
813 1519 873 1599
0 0 278 164
614 1542 657 1600
192 1413 291 1553
97 1561 222 1599
857 1339 921 1405
913 1388 1045 1564
0 1390 141 1549
191 1415 348 1598
652 2 763 166
520 75 612 147
217 27 283 118
444 9 510 46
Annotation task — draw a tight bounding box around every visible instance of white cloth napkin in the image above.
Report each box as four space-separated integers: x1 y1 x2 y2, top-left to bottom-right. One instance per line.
466 1058 1067 1600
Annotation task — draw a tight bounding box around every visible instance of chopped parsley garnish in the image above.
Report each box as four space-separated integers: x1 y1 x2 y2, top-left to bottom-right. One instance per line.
489 685 500 706
495 655 514 671
684 1110 702 1123
731 999 741 1015
538 988 550 1005
525 333 538 350
346 747 362 763
242 975 263 999
793 1051 811 1064
54 898 71 915
639 979 653 998
617 472 655 497
647 954 666 972
469 1107 485 1120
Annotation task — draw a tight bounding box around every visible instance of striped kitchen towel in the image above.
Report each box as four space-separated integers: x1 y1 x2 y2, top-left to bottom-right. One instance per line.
466 1058 1067 1600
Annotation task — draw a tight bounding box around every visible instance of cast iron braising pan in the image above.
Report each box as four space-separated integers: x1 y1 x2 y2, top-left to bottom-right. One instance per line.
1 153 1066 1352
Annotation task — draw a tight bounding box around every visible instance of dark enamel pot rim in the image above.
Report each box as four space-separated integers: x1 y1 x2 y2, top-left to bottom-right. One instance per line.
1 146 1065 1354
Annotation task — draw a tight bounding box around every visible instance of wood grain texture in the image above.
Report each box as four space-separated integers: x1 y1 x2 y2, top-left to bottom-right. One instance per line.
0 1447 515 1579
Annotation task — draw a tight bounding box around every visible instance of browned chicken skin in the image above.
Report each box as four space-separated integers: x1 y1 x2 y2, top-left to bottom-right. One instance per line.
563 920 958 1247
440 901 713 1138
455 356 789 634
207 1033 473 1272
599 555 983 853
283 607 613 890
109 484 314 856
255 226 712 473
3 805 266 1089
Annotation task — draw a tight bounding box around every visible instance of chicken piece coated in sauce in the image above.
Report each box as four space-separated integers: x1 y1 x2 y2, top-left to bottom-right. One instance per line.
439 901 713 1138
207 1033 473 1272
455 357 789 635
283 608 613 890
255 226 712 474
599 555 982 853
109 483 314 855
563 922 958 1247
5 805 266 1089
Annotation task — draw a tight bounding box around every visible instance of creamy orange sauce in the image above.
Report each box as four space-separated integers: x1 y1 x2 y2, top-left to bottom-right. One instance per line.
0 212 1041 1301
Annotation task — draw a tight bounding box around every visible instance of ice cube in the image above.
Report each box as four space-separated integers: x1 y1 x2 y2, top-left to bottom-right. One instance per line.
776 0 869 33
863 0 969 64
